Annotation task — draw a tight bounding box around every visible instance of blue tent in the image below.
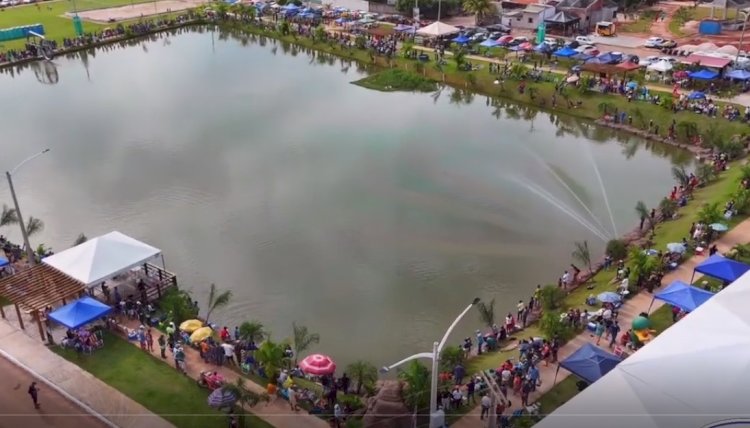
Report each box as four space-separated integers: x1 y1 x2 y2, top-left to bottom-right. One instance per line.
283 3 300 10
553 47 577 57
596 52 620 64
534 43 551 53
651 280 714 312
452 35 470 44
727 69 750 80
687 91 706 100
298 12 316 19
557 343 622 384
48 296 113 329
480 39 500 47
693 254 750 283
689 69 719 80
334 17 349 24
0 255 8 268
571 52 593 61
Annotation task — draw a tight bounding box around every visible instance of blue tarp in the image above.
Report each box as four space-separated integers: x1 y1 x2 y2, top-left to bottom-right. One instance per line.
687 91 706 100
480 39 500 47
694 254 750 283
394 24 414 32
727 69 750 80
452 35 470 44
0 255 8 268
559 343 622 384
48 296 112 329
553 47 577 57
653 280 714 312
534 43 551 53
689 69 719 80
283 3 300 10
596 52 621 64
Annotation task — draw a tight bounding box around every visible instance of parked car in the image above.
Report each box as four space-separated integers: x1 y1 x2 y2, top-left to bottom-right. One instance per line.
543 37 558 48
470 33 487 42
509 36 528 46
575 36 594 45
622 54 640 64
659 39 677 48
576 44 598 54
485 24 511 34
644 37 665 48
488 31 503 39
658 56 677 63
497 35 514 45
565 40 580 49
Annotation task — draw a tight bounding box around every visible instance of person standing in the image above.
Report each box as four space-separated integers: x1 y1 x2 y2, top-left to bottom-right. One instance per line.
146 329 154 353
595 321 605 346
609 322 621 349
28 382 40 409
288 386 300 412
158 334 167 359
480 393 491 420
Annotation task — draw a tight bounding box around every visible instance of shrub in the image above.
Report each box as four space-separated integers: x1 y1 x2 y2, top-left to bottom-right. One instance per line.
606 239 628 261
539 285 566 311
440 346 466 372
338 394 364 411
539 312 574 341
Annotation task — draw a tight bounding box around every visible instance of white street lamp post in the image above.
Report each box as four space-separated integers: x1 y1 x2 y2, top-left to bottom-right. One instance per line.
736 8 750 63
381 297 480 428
6 149 50 266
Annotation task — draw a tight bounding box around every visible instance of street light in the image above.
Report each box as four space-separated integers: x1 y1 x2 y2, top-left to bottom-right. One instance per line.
6 148 50 266
381 297 480 428
736 7 750 64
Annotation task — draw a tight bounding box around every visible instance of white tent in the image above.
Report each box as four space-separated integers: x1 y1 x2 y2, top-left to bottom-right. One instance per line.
535 270 750 428
43 231 162 286
416 21 460 37
647 60 673 73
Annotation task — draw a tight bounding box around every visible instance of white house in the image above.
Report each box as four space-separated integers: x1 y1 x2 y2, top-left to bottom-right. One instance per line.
502 4 556 30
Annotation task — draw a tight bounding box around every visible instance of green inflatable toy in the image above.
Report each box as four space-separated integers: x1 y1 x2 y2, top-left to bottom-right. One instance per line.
632 316 650 331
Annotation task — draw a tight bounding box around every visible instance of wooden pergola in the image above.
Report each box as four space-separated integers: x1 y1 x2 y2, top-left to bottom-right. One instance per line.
0 264 86 341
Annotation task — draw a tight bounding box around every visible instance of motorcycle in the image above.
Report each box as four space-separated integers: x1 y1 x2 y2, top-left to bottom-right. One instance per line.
197 370 224 391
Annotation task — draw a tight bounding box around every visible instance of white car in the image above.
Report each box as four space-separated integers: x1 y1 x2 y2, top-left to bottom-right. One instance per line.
576 44 597 54
658 56 677 63
644 37 664 48
575 35 594 45
639 55 659 67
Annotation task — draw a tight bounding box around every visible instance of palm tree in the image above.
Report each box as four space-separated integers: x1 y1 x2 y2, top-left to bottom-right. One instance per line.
222 377 262 410
462 0 495 25
346 360 378 395
398 360 431 410
659 197 678 220
635 200 654 236
0 204 18 228
73 233 87 246
676 121 698 143
597 101 615 115
26 216 44 237
697 202 723 225
572 240 592 273
671 166 690 189
476 298 495 328
695 163 716 185
292 322 320 365
256 338 286 382
204 283 232 325
239 320 267 344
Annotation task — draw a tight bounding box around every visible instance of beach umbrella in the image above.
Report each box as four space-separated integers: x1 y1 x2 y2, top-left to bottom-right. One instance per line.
626 81 638 89
687 91 706 100
179 319 203 333
207 388 237 408
710 223 729 232
666 243 687 254
597 291 622 303
190 326 213 343
299 353 337 375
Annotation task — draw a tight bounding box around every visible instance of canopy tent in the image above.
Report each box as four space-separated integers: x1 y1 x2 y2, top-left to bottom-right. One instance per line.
416 21 459 37
48 296 112 329
393 24 415 33
452 34 470 44
557 343 622 384
544 11 580 35
688 68 719 80
0 255 8 268
534 42 552 53
650 280 714 312
533 269 750 428
646 60 673 73
727 68 750 80
553 46 577 57
692 254 750 283
480 39 501 47
596 52 621 64
43 231 162 287
687 91 706 100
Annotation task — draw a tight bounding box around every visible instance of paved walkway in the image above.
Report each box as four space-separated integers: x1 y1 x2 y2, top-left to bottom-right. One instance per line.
451 217 750 427
117 319 330 428
0 321 174 428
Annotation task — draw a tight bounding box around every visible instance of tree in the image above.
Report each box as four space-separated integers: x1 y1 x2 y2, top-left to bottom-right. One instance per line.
676 121 698 143
239 320 267 344
462 0 495 25
572 240 592 273
346 360 379 395
697 202 723 225
256 338 286 382
398 360 430 410
695 163 716 185
671 165 690 189
539 284 566 311
205 283 232 325
628 246 658 289
635 200 654 236
539 311 573 341
292 322 320 364
222 377 262 411
597 101 615 115
659 197 678 220
453 45 467 68
26 216 44 237
73 233 87 246
606 239 628 260
476 298 495 328
160 288 198 325
0 204 18 228
440 345 466 372
313 25 326 42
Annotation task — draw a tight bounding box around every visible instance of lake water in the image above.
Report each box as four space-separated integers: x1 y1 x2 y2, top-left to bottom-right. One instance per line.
0 28 692 368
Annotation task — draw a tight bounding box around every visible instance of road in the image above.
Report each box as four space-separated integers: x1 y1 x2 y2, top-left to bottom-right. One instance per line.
0 357 107 428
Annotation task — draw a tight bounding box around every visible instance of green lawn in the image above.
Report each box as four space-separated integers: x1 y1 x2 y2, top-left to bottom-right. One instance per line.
0 0 157 50
54 332 274 428
619 10 658 33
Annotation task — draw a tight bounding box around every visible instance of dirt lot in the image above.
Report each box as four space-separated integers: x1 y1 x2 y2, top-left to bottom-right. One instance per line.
70 0 206 23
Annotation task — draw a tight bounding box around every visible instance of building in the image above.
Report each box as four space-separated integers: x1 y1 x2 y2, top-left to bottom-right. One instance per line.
555 0 617 32
501 3 556 30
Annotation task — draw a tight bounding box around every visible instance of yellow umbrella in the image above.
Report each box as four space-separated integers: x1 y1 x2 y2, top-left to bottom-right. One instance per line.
190 326 213 343
180 319 203 333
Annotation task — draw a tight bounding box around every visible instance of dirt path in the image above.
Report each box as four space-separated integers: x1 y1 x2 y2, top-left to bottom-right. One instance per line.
450 217 750 427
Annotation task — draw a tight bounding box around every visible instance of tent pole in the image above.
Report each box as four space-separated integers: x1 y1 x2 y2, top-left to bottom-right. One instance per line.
161 254 166 270
647 298 654 314
553 364 560 385
690 271 695 283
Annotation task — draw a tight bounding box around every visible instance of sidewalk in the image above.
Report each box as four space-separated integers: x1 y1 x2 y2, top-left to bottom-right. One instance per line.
117 319 330 428
451 217 750 427
0 320 174 428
